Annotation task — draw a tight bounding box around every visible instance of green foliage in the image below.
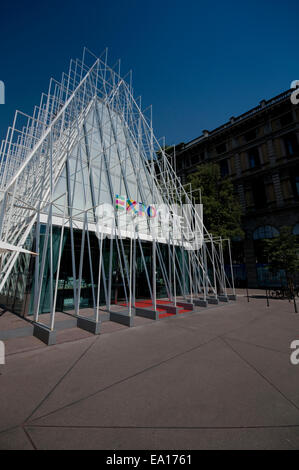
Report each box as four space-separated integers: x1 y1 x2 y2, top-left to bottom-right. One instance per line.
156 145 174 158
264 227 299 286
188 163 244 239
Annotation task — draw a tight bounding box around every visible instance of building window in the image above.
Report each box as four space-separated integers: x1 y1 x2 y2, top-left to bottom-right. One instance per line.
280 112 293 127
293 224 299 236
283 133 298 157
216 143 227 155
253 225 279 240
290 168 299 199
293 175 299 198
253 226 280 266
191 154 198 166
248 147 261 169
244 129 257 142
252 178 267 208
220 160 229 177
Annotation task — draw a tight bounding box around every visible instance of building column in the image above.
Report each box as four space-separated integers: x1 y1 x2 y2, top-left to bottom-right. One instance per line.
272 172 284 207
258 146 264 165
235 153 241 177
237 184 246 213
267 139 276 166
291 106 297 123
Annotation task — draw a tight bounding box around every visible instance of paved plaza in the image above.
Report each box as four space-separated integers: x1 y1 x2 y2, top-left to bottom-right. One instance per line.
0 292 299 450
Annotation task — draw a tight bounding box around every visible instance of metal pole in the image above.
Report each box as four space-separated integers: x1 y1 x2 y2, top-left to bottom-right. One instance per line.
211 236 217 298
153 239 157 311
228 239 235 297
51 195 67 330
203 242 208 301
293 295 298 314
96 230 104 323
189 250 193 302
129 221 134 317
173 231 177 307
220 237 227 296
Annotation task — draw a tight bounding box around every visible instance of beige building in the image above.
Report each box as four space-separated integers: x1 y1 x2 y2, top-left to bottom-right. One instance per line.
172 89 299 287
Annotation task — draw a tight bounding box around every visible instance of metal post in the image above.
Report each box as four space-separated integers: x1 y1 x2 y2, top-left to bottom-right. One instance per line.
51 195 67 330
228 238 235 297
129 222 134 317
203 242 208 301
188 250 193 302
96 230 104 323
211 236 217 298
153 239 157 311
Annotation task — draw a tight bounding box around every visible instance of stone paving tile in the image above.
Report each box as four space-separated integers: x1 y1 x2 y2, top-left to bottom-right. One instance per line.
223 337 299 408
25 425 299 450
224 311 299 353
56 327 94 344
30 337 299 429
0 296 299 449
3 335 45 356
27 318 220 421
0 427 35 450
0 336 97 433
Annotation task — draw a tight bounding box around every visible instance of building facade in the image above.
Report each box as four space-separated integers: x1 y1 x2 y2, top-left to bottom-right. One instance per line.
172 89 299 287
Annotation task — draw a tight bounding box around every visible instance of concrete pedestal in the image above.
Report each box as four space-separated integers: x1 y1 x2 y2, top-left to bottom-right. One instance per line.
218 295 229 302
177 302 193 311
228 294 237 301
207 297 219 305
187 298 208 308
135 307 159 320
156 304 179 315
195 299 208 307
77 317 101 335
33 323 56 345
110 311 134 327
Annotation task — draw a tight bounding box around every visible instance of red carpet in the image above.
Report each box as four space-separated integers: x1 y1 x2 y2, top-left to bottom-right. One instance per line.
120 299 189 318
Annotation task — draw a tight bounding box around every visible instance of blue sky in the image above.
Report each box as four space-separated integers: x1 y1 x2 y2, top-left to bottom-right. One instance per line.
0 0 298 145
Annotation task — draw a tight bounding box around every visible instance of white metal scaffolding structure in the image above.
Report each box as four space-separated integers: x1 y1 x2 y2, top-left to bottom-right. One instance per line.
0 48 235 339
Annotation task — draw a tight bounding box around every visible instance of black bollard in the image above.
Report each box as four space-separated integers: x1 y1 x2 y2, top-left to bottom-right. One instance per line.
266 289 269 307
293 296 298 314
246 285 249 302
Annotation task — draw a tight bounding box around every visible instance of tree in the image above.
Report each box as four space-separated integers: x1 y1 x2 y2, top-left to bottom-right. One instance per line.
264 226 299 294
188 163 244 239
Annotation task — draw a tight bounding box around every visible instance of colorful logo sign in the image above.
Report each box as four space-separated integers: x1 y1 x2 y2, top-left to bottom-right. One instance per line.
115 195 157 218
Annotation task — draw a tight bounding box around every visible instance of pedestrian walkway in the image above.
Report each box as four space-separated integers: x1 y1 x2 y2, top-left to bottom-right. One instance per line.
0 294 298 449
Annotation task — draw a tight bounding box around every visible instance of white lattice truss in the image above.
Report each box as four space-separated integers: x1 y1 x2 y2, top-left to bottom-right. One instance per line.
0 48 235 328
